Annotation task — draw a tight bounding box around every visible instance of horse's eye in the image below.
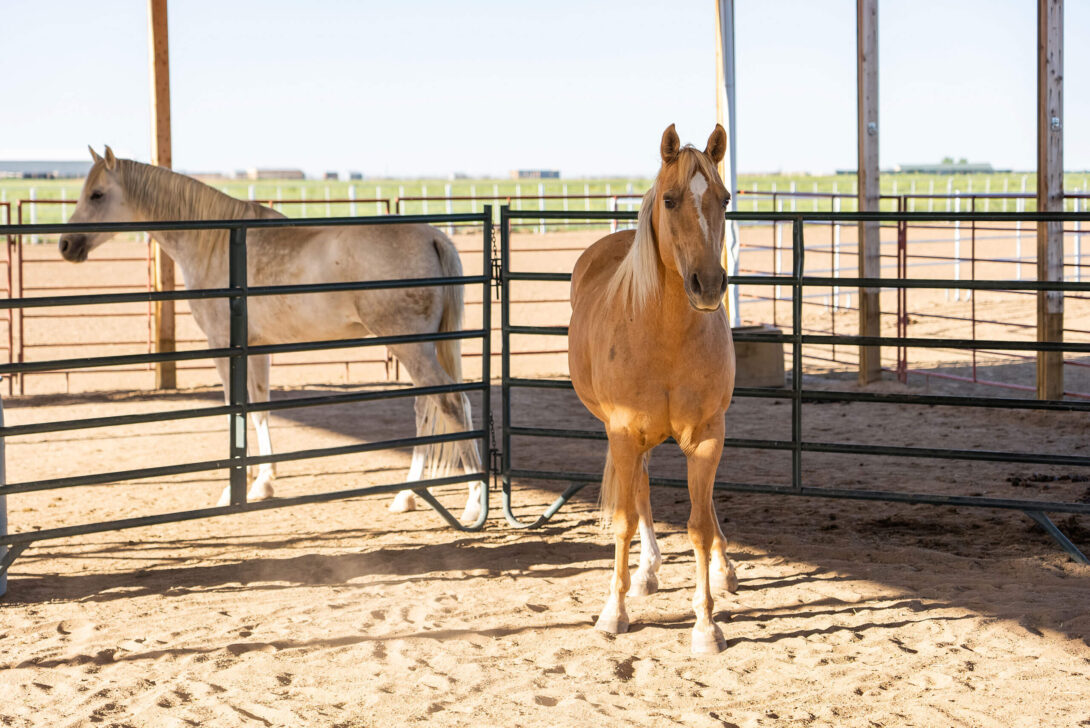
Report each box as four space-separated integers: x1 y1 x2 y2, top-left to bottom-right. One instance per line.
663 196 676 210
721 197 729 209
90 190 104 201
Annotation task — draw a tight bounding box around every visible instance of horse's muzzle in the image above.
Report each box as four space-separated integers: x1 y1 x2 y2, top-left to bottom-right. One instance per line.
59 233 89 262
686 269 728 311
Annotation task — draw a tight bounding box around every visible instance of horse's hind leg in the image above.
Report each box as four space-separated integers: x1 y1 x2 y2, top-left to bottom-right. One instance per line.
628 453 661 597
389 399 429 513
387 342 484 522
710 500 739 594
213 354 276 507
246 354 275 502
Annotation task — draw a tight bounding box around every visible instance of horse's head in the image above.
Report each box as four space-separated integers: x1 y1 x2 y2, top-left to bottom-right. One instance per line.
653 124 731 311
59 146 132 262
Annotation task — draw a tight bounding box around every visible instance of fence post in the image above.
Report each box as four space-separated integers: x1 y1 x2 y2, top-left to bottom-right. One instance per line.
228 225 249 505
349 184 356 216
0 384 6 597
856 0 881 384
538 182 545 235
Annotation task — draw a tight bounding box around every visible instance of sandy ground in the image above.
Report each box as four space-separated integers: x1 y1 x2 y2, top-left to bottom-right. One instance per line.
1 225 1090 726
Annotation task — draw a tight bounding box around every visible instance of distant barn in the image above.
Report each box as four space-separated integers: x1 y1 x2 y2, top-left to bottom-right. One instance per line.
0 160 92 179
511 169 560 179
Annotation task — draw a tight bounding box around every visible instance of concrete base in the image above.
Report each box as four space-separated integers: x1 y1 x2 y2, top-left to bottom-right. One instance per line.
733 325 786 389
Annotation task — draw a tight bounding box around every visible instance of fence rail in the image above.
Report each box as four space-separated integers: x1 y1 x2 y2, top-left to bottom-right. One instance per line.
0 209 496 578
499 207 1090 565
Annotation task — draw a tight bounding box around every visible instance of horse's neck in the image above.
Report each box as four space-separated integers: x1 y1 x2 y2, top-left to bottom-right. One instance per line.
123 163 240 283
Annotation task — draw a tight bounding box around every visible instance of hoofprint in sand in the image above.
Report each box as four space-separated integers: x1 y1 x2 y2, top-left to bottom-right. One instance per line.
1 384 1089 727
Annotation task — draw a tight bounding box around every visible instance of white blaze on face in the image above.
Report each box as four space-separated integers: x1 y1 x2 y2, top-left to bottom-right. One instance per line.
689 171 709 240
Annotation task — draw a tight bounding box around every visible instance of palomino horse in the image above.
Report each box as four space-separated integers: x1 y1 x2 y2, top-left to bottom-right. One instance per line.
568 125 738 654
59 147 484 522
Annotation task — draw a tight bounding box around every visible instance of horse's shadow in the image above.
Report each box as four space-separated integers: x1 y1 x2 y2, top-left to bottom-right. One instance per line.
5 537 613 605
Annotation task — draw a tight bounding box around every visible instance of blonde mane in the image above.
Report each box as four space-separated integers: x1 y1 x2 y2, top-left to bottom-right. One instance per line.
606 146 718 312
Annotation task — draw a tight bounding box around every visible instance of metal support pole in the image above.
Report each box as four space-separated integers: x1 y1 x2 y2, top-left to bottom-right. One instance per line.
228 226 248 505
792 217 804 490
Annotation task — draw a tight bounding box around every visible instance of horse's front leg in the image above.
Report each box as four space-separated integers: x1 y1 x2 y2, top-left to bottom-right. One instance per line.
686 417 728 655
245 354 275 502
628 454 661 597
595 432 642 635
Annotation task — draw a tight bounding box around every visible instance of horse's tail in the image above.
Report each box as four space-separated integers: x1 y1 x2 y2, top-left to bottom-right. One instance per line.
419 234 477 480
432 234 465 384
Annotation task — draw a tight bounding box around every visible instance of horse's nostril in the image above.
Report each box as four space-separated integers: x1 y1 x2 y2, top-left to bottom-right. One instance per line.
719 271 728 295
60 238 70 253
690 273 701 295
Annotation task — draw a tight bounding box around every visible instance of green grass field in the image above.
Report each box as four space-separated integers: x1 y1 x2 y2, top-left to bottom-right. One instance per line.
3 172 1089 225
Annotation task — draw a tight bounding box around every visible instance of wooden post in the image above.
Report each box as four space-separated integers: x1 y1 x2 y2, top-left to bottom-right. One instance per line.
149 0 176 389
1037 0 1064 400
856 0 881 384
715 0 741 327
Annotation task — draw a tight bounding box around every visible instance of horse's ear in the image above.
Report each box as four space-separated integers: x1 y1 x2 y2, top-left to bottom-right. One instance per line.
103 145 117 171
88 145 103 165
660 124 680 164
704 124 727 165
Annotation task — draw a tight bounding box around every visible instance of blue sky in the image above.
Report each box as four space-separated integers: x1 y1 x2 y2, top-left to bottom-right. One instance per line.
1 1 1087 177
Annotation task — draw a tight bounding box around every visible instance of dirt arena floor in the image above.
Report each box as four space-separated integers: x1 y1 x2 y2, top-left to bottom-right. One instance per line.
2 225 1090 727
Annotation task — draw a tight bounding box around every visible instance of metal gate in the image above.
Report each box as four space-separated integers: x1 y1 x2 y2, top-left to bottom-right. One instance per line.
498 206 1090 565
0 209 495 580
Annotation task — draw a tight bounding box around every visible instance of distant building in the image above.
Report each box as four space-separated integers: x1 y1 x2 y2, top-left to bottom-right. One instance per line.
348 171 363 180
893 161 998 175
324 171 339 181
511 169 560 179
0 160 92 179
241 168 305 180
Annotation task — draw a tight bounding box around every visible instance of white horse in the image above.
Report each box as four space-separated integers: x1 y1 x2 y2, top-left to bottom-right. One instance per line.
59 146 484 522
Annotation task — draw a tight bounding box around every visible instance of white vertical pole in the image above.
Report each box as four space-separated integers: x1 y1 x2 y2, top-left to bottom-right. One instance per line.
1003 177 1009 212
470 184 477 213
833 196 842 311
752 182 759 211
301 185 307 217
562 183 568 212
538 182 545 234
715 0 741 325
324 185 331 216
1075 192 1083 283
946 178 953 212
928 178 934 212
375 186 382 215
953 192 961 301
248 184 255 201
583 182 589 212
445 183 453 235
29 187 36 244
774 198 783 303
984 177 991 212
422 184 428 215
349 184 356 216
1016 195 1024 280
812 181 818 212
909 179 916 212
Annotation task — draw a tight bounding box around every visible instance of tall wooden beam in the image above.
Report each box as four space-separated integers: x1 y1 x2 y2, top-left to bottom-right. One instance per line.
1037 0 1064 400
856 0 880 384
715 0 741 327
148 0 176 389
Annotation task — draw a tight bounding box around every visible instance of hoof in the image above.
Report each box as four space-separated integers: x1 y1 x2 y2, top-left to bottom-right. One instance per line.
627 572 659 598
595 613 630 635
712 565 739 594
389 490 417 513
461 503 482 523
247 480 275 502
691 624 726 655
